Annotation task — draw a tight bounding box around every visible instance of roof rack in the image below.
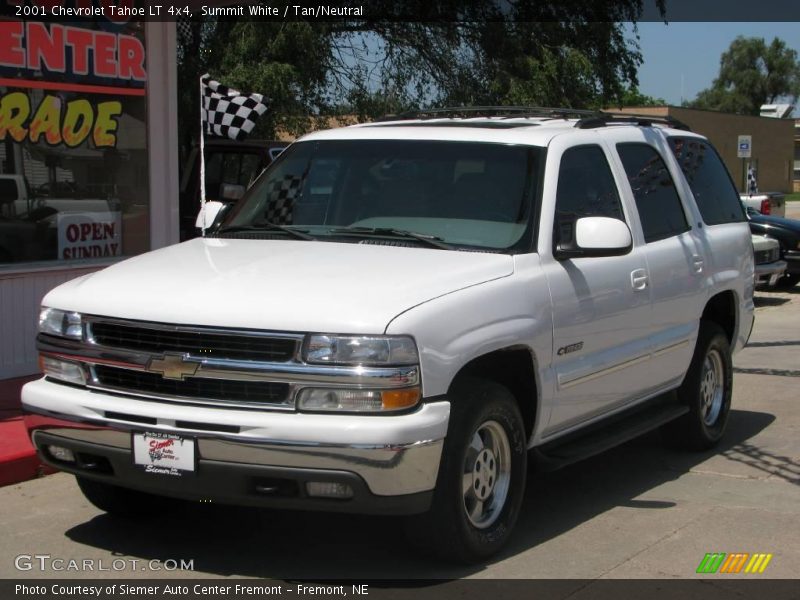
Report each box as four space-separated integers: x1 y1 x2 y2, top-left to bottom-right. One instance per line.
373 106 692 132
377 106 601 122
575 113 691 131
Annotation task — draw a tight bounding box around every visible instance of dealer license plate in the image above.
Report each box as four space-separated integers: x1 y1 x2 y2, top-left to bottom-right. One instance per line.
133 432 195 476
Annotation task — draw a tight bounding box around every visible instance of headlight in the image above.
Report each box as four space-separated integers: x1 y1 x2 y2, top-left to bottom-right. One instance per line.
297 387 421 413
38 307 83 340
304 334 418 366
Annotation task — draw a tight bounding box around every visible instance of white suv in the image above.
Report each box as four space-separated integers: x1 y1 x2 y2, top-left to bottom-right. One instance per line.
23 108 754 563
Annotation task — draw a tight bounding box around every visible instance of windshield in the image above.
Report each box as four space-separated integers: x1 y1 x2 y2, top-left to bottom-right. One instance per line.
220 139 541 251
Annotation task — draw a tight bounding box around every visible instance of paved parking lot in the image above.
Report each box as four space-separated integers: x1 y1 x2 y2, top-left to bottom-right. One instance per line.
1 211 798 581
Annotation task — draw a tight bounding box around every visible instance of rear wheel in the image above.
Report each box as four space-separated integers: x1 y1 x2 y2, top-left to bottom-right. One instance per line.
405 378 527 563
76 476 174 517
661 322 732 450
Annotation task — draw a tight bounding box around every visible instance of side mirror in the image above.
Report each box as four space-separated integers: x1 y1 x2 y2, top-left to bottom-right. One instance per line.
221 183 246 201
195 200 225 232
555 216 632 260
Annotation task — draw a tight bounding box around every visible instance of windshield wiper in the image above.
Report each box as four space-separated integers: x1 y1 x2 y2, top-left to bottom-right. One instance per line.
216 222 316 241
329 226 453 250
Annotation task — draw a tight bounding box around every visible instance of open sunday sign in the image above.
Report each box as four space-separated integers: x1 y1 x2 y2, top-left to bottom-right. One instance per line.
57 211 122 260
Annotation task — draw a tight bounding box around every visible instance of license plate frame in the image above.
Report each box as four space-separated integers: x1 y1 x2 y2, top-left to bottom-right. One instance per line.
132 431 196 477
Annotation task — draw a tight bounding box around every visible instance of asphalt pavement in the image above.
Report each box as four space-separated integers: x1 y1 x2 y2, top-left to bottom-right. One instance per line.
1 208 798 581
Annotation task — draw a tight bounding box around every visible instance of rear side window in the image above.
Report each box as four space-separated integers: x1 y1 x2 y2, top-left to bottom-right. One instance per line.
668 137 746 225
617 143 689 243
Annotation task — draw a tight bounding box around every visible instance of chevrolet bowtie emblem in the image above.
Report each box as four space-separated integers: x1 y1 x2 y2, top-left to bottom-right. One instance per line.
146 353 199 380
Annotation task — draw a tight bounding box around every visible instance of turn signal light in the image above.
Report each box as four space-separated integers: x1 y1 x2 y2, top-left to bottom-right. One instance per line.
381 388 421 410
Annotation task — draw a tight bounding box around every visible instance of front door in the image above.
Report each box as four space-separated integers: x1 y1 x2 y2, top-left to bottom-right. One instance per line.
541 141 654 436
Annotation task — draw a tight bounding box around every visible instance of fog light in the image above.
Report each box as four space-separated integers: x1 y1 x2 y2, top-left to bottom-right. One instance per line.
306 481 354 499
39 356 86 386
47 445 75 463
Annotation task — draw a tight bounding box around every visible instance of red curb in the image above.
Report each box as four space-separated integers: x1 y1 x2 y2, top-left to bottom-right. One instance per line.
0 376 55 487
0 417 55 487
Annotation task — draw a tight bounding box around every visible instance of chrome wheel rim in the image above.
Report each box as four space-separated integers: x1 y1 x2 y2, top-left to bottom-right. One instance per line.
701 348 725 426
462 420 511 529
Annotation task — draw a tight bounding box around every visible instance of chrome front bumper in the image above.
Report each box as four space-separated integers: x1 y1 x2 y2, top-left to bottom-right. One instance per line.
754 260 787 286
23 378 449 513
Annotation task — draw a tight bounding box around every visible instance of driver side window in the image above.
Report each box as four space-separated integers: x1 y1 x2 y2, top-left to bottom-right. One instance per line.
554 146 625 248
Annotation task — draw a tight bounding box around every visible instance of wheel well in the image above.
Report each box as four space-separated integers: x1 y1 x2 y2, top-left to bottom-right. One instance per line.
701 291 736 343
450 347 537 439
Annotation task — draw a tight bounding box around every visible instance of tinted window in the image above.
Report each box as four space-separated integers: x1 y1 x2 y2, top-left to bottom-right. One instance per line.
668 137 745 225
554 146 624 247
617 143 689 243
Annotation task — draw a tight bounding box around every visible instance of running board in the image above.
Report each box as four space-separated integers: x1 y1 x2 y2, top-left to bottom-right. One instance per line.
531 395 689 471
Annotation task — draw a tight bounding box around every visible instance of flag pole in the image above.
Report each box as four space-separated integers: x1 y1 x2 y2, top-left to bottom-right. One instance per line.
199 74 207 237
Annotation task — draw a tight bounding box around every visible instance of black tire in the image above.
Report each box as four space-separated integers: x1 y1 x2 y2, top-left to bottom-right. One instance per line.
76 476 174 517
775 274 799 289
661 322 732 450
405 378 527 563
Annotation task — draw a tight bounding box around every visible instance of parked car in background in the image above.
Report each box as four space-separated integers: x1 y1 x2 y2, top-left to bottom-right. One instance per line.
0 173 34 218
740 192 785 217
751 234 786 288
744 205 800 288
179 138 288 240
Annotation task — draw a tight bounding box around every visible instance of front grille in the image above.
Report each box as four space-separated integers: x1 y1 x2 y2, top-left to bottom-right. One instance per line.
90 321 297 362
93 365 290 405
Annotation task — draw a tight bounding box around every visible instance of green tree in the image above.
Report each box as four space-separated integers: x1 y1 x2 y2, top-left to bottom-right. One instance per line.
613 86 666 107
691 36 800 115
176 1 667 157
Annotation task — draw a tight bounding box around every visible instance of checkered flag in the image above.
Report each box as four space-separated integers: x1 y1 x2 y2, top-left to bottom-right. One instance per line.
201 73 267 141
747 165 758 195
264 175 302 225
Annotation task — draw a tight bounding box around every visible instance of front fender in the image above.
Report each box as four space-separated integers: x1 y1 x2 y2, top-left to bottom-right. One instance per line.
385 254 554 433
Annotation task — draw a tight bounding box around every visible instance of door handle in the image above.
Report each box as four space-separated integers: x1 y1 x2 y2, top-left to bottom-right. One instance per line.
692 255 704 274
631 269 649 291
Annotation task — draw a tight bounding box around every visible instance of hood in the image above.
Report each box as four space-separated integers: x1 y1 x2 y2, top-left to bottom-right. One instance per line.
44 238 513 333
749 213 800 232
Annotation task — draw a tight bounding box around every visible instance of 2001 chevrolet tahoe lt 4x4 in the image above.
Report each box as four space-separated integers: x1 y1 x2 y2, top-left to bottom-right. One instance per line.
23 108 755 563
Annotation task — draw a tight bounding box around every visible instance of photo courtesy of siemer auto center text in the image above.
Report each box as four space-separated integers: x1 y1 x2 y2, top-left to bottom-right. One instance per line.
0 1 798 599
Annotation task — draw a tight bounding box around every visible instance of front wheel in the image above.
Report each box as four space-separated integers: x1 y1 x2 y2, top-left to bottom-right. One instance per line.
661 322 733 450
405 378 527 563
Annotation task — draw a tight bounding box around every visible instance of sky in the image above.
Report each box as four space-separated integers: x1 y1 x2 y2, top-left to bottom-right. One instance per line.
633 22 800 107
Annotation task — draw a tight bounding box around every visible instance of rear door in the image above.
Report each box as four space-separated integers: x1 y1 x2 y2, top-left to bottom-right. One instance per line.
610 129 706 386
